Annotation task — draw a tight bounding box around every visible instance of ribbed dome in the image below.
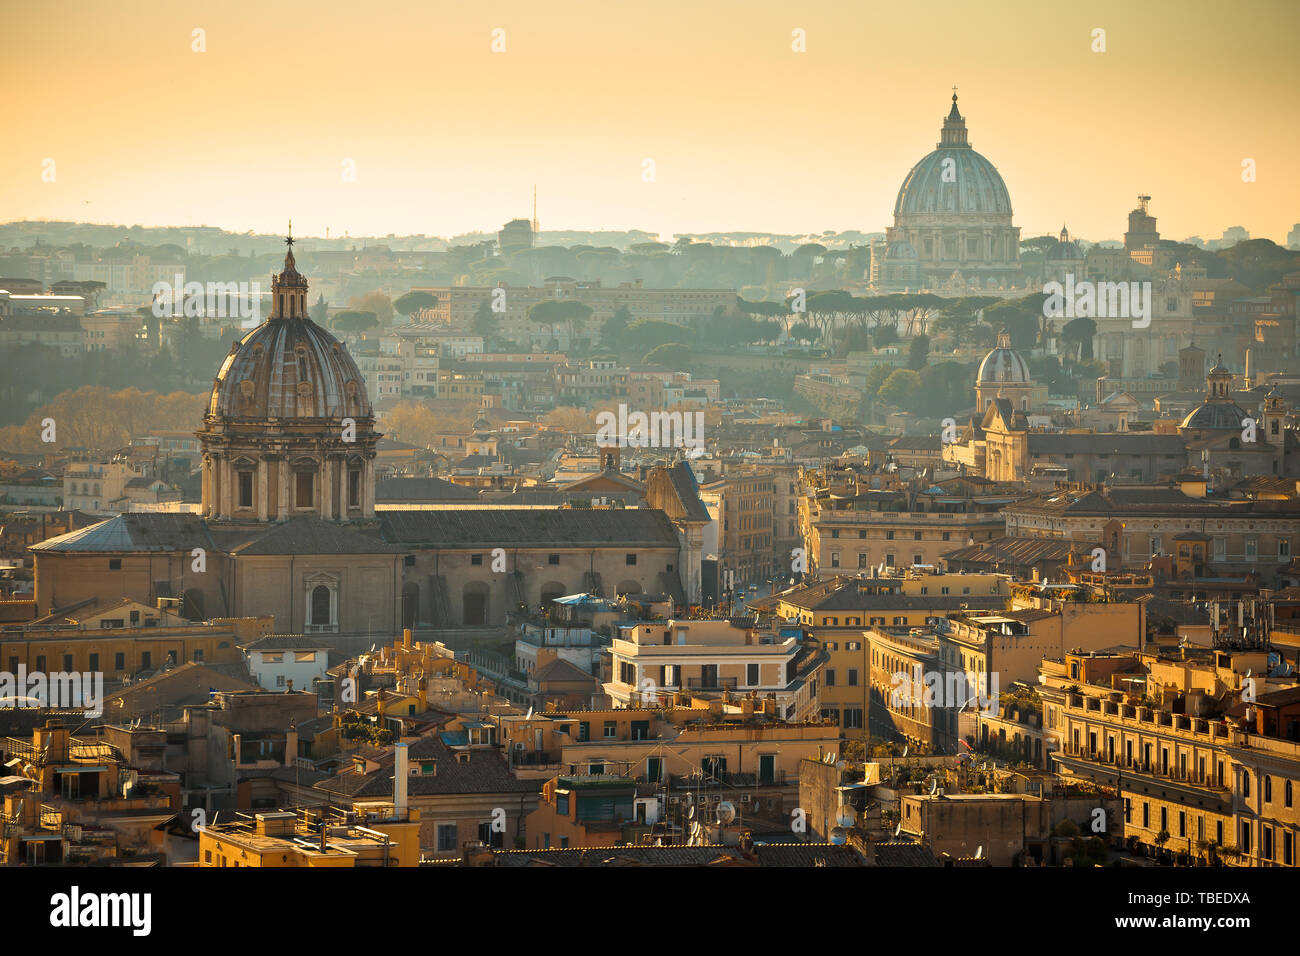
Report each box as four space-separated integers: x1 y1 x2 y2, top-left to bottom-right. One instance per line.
886 240 919 259
1180 402 1248 431
893 93 1012 220
977 330 1031 384
208 319 370 420
894 150 1013 218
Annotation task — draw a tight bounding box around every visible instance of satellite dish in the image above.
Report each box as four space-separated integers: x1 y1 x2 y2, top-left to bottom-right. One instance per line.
829 827 847 845
893 822 901 838
717 801 736 824
929 779 938 795
975 845 984 859
902 745 909 758
687 805 696 820
835 806 855 827
525 706 533 720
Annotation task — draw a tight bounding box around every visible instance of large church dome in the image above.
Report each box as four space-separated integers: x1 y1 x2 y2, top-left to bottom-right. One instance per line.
893 94 1013 218
893 149 1012 218
207 247 370 421
883 93 1022 292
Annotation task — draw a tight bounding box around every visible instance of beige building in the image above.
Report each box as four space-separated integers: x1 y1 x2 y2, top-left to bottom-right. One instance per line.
605 618 826 722
1048 645 1300 865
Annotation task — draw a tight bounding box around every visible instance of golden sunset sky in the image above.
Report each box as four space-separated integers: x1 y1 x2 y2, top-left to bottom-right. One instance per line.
4 0 1297 243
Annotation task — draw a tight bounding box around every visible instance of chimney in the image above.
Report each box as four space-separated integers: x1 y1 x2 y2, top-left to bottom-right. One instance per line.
394 742 409 817
403 628 412 650
285 724 298 766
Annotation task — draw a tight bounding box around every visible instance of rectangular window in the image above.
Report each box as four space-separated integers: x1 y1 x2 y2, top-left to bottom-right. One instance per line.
747 663 759 685
295 472 314 508
548 554 560 565
436 824 458 851
109 559 121 570
471 553 483 565
626 554 637 565
88 653 98 671
348 470 360 508
847 668 859 686
1246 537 1258 561
115 652 125 671
826 669 836 687
604 721 617 738
238 471 254 508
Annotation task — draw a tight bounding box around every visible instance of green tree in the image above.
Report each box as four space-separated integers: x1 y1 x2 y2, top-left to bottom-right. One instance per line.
1061 316 1097 361
604 305 634 345
309 293 330 325
643 342 693 369
471 300 495 339
394 290 438 318
908 334 930 370
623 318 689 351
877 368 922 408
332 310 379 334
528 299 594 351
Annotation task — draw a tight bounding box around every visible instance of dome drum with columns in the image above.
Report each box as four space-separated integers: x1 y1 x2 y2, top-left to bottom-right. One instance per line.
197 227 380 522
883 92 1022 291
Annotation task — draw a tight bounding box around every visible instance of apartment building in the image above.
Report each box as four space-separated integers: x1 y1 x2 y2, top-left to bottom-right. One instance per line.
800 475 1021 575
604 618 826 722
1046 645 1300 865
701 466 776 586
1003 483 1300 584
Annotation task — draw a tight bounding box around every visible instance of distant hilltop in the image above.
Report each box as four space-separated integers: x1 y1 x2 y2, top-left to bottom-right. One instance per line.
0 220 887 257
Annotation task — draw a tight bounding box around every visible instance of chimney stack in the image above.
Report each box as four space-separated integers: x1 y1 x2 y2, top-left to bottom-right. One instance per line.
394 741 409 817
403 628 412 650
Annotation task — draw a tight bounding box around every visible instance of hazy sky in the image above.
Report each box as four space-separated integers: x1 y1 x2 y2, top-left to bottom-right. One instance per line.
5 0 1298 244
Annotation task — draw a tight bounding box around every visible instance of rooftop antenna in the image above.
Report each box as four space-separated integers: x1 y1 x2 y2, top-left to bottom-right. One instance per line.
531 185 539 234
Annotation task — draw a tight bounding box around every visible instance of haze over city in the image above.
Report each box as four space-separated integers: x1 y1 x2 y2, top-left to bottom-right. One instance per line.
4 0 1298 242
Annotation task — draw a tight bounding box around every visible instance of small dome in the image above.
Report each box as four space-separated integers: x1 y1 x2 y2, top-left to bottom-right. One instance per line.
977 330 1031 384
1046 226 1083 262
1179 402 1249 431
886 240 918 260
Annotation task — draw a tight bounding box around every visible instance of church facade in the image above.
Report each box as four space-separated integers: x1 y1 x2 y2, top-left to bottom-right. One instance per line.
31 241 708 636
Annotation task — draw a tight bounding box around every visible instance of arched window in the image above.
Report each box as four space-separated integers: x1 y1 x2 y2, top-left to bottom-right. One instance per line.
311 585 331 626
